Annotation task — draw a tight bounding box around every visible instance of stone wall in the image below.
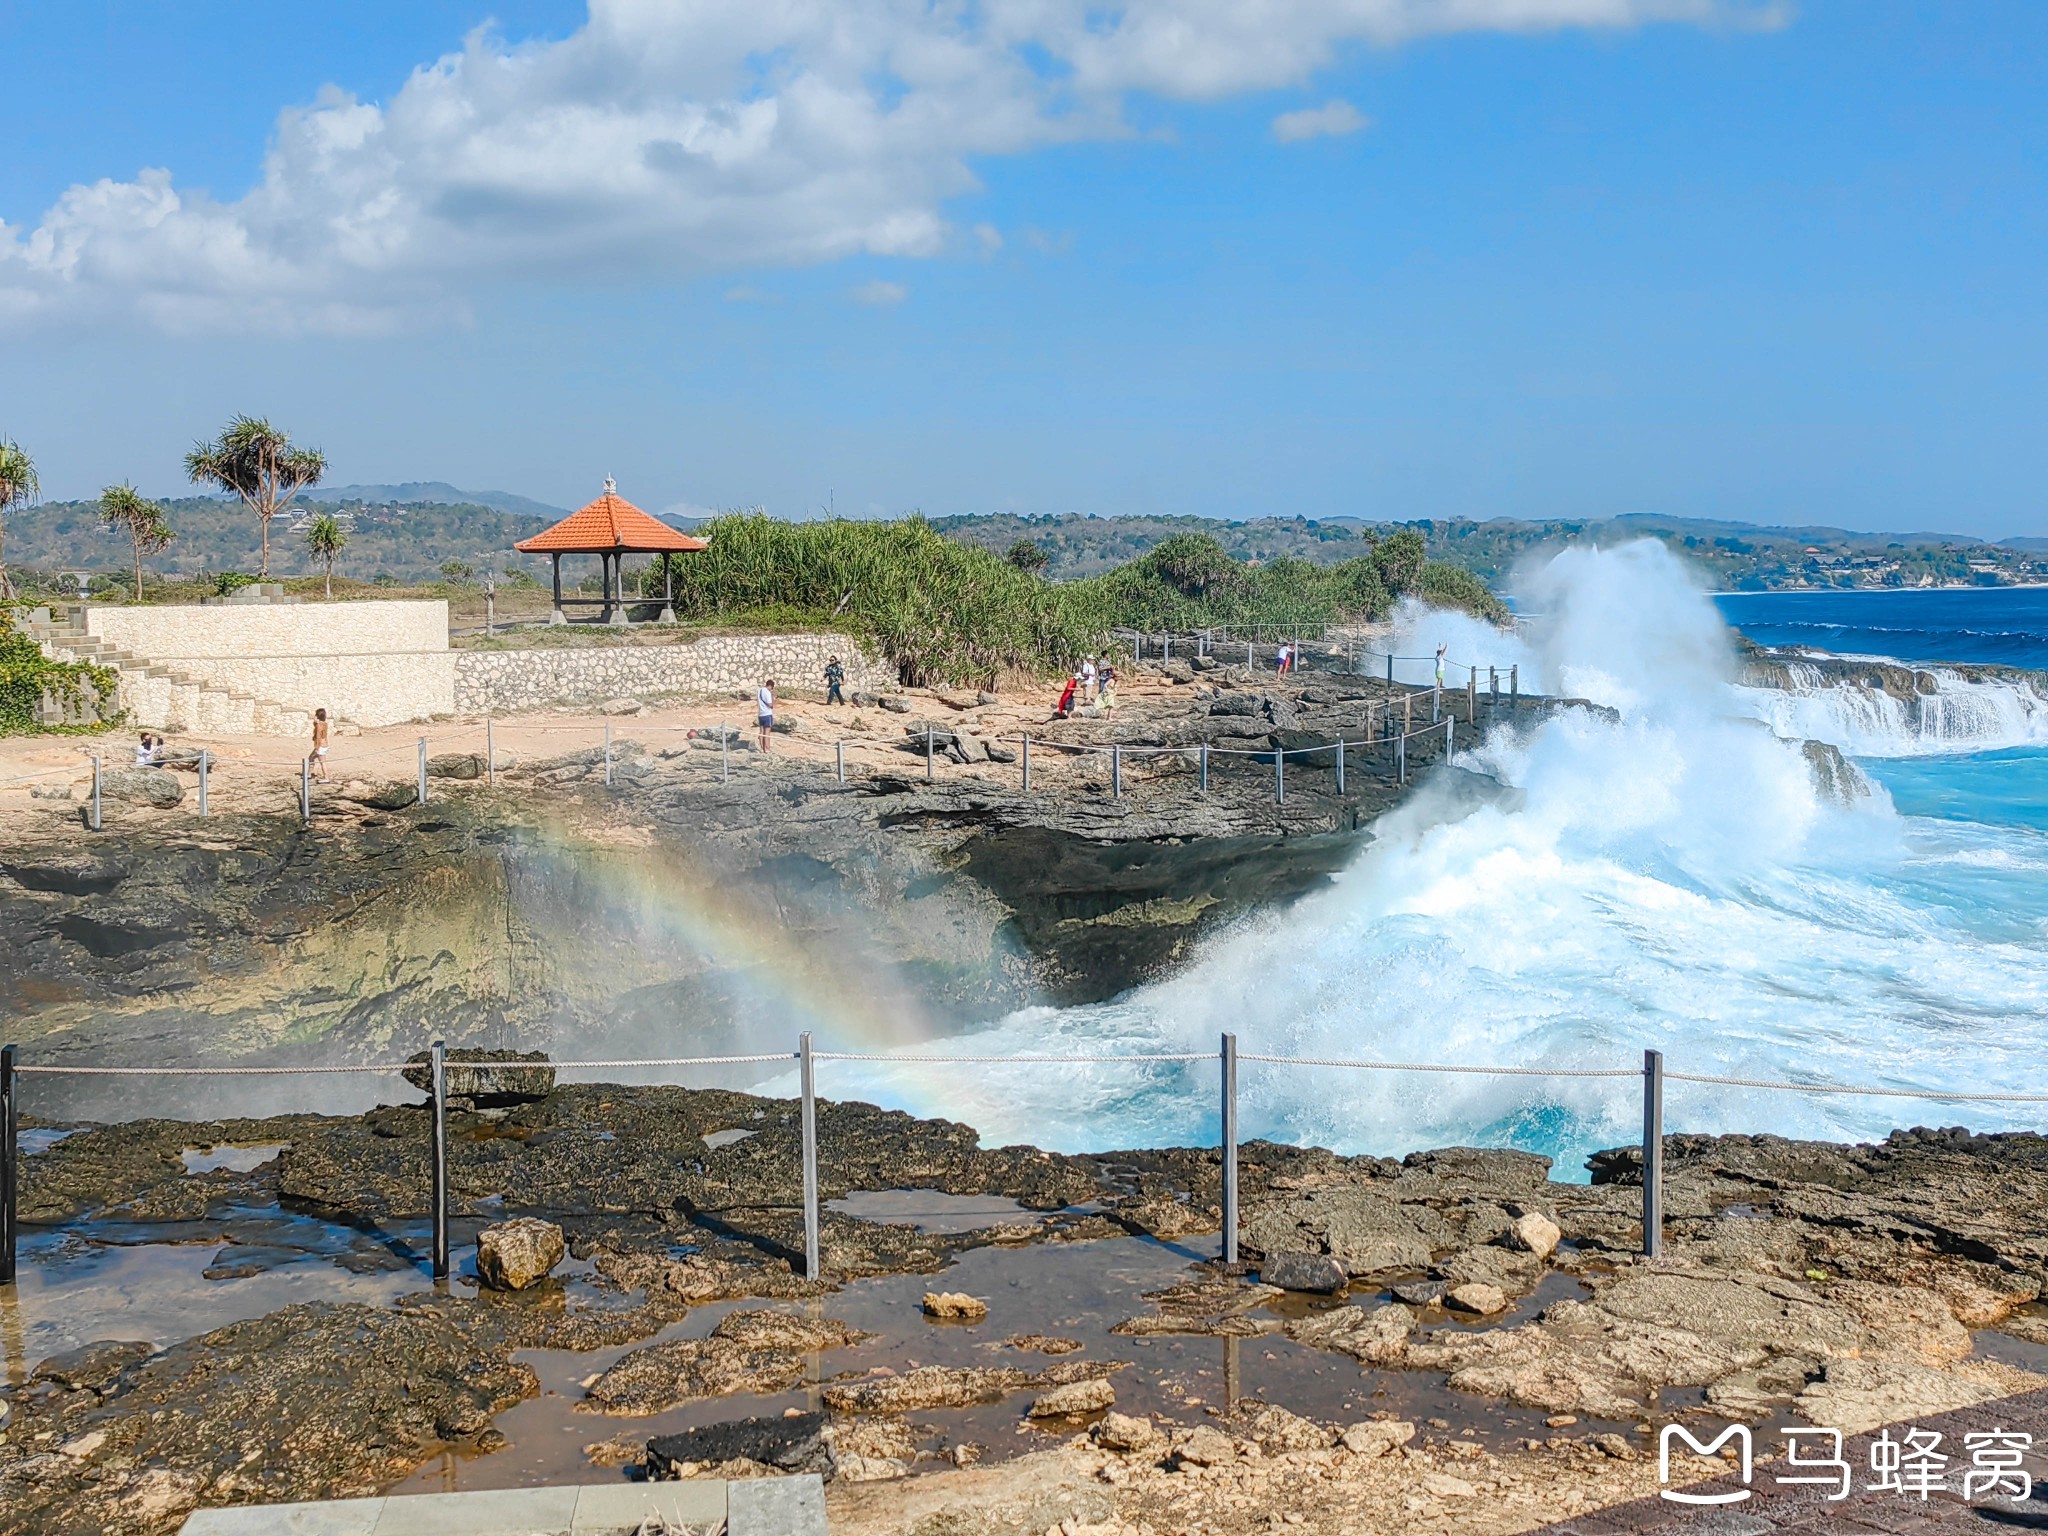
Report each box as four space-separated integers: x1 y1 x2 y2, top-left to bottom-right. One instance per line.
454 633 896 714
83 600 456 728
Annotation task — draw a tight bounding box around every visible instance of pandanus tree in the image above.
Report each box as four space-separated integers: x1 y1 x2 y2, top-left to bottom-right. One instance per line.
98 485 175 600
305 514 348 598
184 416 325 578
0 437 39 599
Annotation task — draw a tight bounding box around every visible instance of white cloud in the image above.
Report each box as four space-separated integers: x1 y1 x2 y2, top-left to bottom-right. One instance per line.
1272 99 1371 142
973 221 1005 256
0 0 1776 334
851 279 909 306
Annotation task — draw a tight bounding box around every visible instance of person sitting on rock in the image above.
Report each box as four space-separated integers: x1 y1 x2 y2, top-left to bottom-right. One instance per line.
134 732 154 767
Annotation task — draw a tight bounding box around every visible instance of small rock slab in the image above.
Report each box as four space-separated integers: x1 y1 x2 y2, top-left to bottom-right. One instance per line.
1028 1378 1114 1418
1502 1210 1561 1258
1262 1250 1348 1293
1340 1420 1417 1458
648 1412 832 1478
922 1291 988 1320
1445 1282 1508 1315
1093 1412 1159 1452
475 1218 565 1292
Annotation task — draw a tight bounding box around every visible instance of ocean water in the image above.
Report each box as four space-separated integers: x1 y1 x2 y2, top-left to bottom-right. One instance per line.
1714 585 2048 670
831 544 2048 1176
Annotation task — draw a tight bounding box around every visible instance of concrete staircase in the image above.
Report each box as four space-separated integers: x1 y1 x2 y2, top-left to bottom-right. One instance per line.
23 606 316 737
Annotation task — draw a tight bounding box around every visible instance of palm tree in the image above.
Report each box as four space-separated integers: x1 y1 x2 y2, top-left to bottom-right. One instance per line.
98 484 175 601
0 437 40 599
184 416 326 577
305 514 348 599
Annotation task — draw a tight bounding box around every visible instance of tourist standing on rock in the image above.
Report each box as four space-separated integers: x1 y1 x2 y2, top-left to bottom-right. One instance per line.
310 708 330 780
824 655 845 706
1055 672 1078 719
757 679 776 752
1434 643 1447 721
1276 641 1294 677
1099 664 1118 714
1081 656 1098 701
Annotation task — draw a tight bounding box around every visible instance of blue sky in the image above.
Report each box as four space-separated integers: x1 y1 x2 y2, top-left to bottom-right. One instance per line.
2 1 2043 536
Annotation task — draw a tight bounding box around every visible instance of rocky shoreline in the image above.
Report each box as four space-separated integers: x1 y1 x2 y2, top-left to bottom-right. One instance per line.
6 1076 2048 1535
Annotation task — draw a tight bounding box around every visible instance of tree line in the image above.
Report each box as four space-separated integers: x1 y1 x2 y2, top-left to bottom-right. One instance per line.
0 416 348 600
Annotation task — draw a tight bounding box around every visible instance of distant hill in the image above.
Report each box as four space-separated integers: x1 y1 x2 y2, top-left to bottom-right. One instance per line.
936 512 2048 592
317 482 570 518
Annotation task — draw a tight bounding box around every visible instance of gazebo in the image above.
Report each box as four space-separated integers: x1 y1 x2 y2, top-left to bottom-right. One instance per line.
514 477 707 625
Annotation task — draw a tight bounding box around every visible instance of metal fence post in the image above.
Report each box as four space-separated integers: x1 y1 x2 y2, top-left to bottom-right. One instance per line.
1511 664 1520 709
486 719 496 787
300 756 311 823
721 723 730 783
1 1044 17 1285
1398 731 1407 785
1220 1032 1239 1266
1491 666 1499 704
1112 745 1122 798
1275 748 1285 805
1468 667 1477 724
196 750 209 818
430 1039 450 1280
90 754 102 831
1386 651 1393 689
800 1031 821 1282
604 722 613 786
1642 1048 1664 1259
1022 734 1031 792
835 740 846 784
925 725 934 782
417 738 429 806
1164 636 1172 662
1446 718 1454 757
1335 738 1345 794
1199 743 1209 793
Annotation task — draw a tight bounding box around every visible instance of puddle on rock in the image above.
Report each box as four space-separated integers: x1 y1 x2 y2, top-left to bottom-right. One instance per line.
701 1129 757 1151
393 1234 1622 1497
181 1143 290 1175
19 1128 82 1155
827 1189 1037 1234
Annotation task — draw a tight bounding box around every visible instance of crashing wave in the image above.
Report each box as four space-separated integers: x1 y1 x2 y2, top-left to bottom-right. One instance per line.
1735 648 2048 757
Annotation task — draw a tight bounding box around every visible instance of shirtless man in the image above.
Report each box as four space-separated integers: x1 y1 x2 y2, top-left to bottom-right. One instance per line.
310 708 331 780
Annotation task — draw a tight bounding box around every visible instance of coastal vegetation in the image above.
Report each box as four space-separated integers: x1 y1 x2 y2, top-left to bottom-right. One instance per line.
0 436 39 599
305 514 349 598
97 485 175 601
0 610 117 734
645 514 1504 685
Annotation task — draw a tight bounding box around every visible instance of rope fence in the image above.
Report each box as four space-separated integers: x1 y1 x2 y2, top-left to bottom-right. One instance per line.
2 1035 2035 1288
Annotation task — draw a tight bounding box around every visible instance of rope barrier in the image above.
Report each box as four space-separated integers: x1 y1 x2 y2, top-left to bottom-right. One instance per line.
18 1062 414 1076
1663 1072 2048 1103
1241 1054 1638 1078
814 1051 1218 1065
549 1053 799 1069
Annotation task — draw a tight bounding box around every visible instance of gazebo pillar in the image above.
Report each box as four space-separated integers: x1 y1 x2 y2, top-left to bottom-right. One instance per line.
607 550 629 626
550 553 565 625
658 554 676 625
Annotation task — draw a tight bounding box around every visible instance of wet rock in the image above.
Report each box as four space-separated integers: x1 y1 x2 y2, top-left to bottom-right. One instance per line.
1793 1358 2013 1435
1111 1273 1282 1338
1092 1413 1159 1453
824 1360 1121 1416
1445 1283 1507 1315
1503 1210 1561 1259
1028 1378 1115 1417
29 1340 155 1395
584 1310 867 1415
1591 1433 1635 1459
1003 1335 1082 1355
922 1291 988 1320
1243 1186 1442 1276
475 1217 566 1291
399 1048 555 1104
646 1411 831 1479
337 777 417 808
1262 1250 1348 1293
1286 1302 1415 1365
1339 1420 1416 1458
1390 1280 1446 1307
100 768 183 808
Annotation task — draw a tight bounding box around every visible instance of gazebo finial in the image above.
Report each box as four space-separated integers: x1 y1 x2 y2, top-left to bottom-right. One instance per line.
603 474 617 496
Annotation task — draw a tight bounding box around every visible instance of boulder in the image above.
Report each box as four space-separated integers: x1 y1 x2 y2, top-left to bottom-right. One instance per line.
402 1048 556 1104
338 779 418 810
770 717 797 734
1191 654 1220 671
1163 659 1195 684
100 768 183 808
983 737 1018 764
1445 1283 1508 1315
1262 1250 1348 1293
1029 1378 1115 1418
1092 1413 1159 1453
30 782 72 800
1503 1211 1561 1259
647 1412 831 1479
600 697 645 716
427 753 485 780
1390 1280 1446 1307
879 696 912 713
976 691 1000 706
1208 694 1260 717
922 1292 989 1321
474 1218 565 1292
1339 1421 1416 1459
1173 1426 1237 1468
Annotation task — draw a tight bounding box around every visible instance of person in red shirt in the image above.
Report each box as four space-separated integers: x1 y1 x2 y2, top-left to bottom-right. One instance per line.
1055 674 1078 718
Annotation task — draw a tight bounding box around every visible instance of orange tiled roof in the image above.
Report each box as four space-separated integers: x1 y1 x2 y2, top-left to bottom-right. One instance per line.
514 482 709 554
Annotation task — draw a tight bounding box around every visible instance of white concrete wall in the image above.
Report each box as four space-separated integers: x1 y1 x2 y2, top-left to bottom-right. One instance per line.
455 633 896 714
84 601 455 727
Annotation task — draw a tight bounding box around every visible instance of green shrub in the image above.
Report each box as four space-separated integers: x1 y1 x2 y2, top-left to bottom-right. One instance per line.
0 611 120 734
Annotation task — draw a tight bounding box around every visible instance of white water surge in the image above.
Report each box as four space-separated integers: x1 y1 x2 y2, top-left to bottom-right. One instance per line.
1738 659 2048 757
832 542 2048 1174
